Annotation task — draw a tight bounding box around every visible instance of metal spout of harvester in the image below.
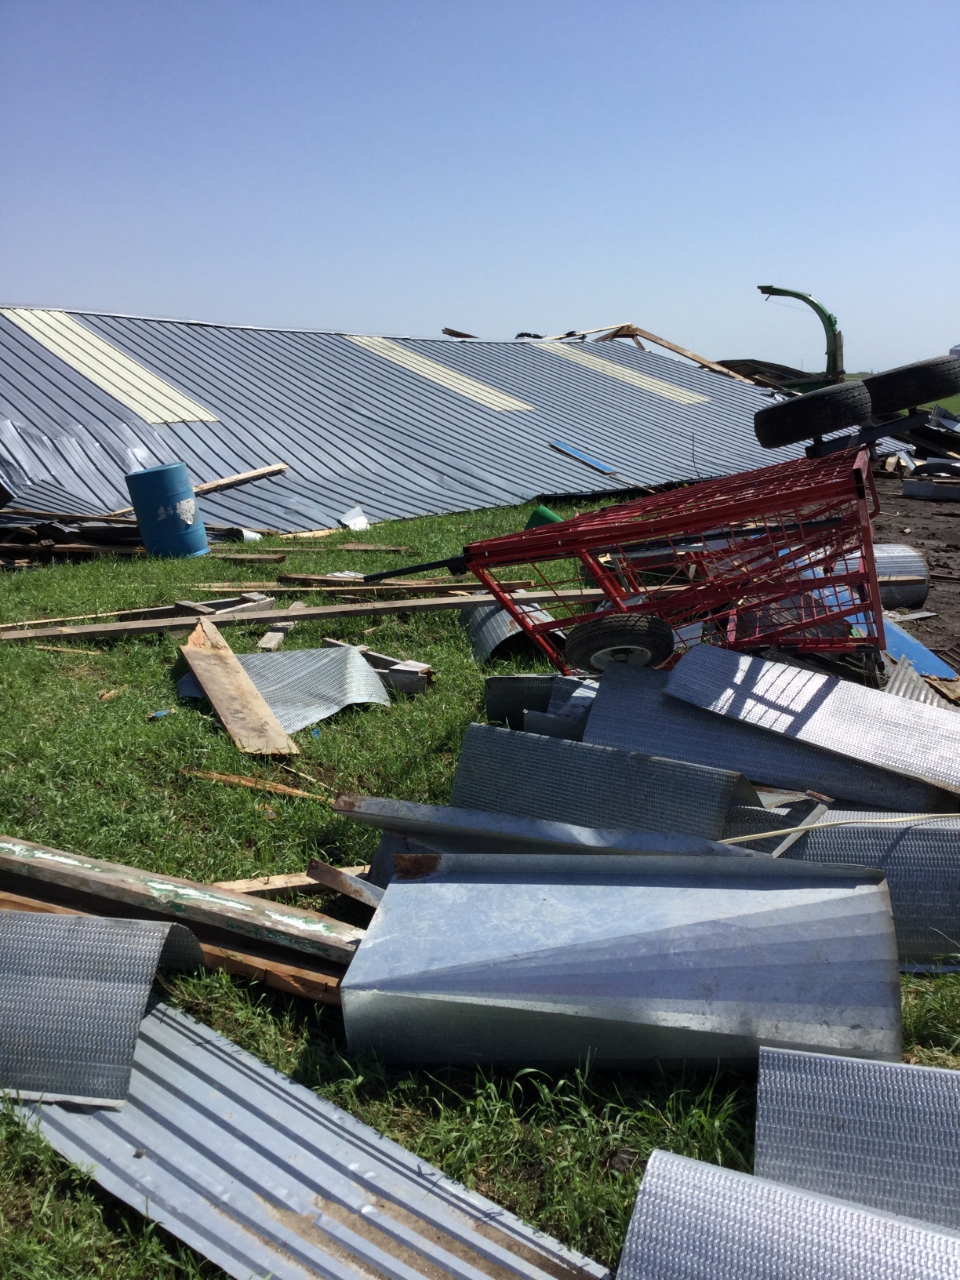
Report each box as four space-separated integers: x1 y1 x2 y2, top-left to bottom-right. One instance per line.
758 285 845 385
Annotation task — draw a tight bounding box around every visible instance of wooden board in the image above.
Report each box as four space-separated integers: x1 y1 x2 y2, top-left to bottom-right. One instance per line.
0 834 362 962
305 858 384 909
0 588 604 643
181 619 299 755
211 864 370 897
257 599 307 650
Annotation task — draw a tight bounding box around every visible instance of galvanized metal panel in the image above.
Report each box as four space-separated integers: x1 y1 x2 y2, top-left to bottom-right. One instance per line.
0 915 201 1105
783 809 960 964
484 674 558 729
755 1047 960 1230
874 542 929 609
616 1150 960 1280
0 308 792 531
334 794 757 859
25 1001 608 1280
341 853 901 1065
462 600 557 663
582 664 957 812
178 645 391 732
449 723 761 840
665 645 960 794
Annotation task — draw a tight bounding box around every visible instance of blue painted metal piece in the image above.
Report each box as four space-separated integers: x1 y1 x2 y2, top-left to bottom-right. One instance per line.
24 1002 608 1280
549 441 617 474
0 310 790 530
883 617 956 678
124 462 208 557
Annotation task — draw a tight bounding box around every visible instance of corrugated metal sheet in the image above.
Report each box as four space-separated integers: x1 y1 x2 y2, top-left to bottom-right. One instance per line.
665 645 960 795
755 1047 960 1230
783 809 960 964
582 665 957 813
25 1001 608 1280
0 307 789 531
616 1150 960 1280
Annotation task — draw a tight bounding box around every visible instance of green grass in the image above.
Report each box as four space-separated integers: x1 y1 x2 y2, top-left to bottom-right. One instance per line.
1 499 959 1275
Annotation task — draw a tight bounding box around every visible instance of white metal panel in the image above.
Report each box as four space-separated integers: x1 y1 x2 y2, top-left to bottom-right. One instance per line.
538 343 710 405
346 335 537 412
0 309 218 424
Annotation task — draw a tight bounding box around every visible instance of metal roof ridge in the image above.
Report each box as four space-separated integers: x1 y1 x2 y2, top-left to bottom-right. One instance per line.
1 306 650 345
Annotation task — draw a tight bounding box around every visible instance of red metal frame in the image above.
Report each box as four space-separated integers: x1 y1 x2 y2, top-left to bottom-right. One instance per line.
465 449 885 674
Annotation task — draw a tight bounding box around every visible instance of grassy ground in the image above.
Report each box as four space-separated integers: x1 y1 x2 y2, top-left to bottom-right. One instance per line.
1 499 959 1276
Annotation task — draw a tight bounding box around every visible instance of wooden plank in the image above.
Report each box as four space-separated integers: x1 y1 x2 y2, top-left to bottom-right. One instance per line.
0 888 91 915
210 864 370 897
109 463 289 515
0 834 362 962
258 600 307 650
181 619 298 756
277 527 340 540
0 588 604 643
0 887 342 1004
181 767 330 802
35 645 105 656
197 942 342 1004
305 859 384 909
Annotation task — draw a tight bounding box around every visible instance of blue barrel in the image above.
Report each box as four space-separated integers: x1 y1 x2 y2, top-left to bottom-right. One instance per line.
125 462 209 558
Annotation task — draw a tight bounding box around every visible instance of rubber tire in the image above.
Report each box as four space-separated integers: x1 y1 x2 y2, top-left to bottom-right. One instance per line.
863 356 960 416
753 381 872 449
565 614 675 673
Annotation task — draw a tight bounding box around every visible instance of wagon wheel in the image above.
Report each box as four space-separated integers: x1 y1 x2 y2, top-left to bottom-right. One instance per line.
565 614 675 673
863 356 960 416
753 381 872 449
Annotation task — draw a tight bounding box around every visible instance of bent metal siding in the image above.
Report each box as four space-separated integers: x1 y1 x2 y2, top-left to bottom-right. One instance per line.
0 308 788 531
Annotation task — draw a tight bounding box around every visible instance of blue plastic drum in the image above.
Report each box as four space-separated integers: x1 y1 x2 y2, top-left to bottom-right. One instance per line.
124 462 209 558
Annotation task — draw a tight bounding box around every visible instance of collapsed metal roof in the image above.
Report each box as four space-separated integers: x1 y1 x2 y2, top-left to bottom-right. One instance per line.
0 307 788 531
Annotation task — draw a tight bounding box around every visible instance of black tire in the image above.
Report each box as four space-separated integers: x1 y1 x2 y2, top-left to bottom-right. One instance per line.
565 613 675 672
753 381 872 448
863 356 960 416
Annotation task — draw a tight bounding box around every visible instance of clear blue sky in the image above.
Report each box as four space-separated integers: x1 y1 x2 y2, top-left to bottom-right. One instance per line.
2 1 957 373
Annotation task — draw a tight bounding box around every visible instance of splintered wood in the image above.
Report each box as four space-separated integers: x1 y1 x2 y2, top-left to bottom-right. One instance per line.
181 618 298 755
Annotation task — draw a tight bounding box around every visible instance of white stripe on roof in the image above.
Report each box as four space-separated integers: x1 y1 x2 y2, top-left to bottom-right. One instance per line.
0 308 218 424
346 334 536 412
538 342 710 405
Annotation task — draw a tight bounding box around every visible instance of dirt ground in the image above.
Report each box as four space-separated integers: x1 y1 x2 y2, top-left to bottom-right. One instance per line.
872 472 960 664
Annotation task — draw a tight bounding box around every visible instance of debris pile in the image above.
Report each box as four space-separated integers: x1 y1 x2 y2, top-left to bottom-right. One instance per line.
4 429 960 1278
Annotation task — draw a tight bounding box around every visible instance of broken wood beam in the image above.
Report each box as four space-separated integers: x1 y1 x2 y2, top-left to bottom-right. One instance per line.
258 599 307 650
212 864 371 897
0 588 604 643
181 619 298 755
196 942 342 1004
594 324 756 384
109 463 289 515
305 859 384 909
0 835 362 963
